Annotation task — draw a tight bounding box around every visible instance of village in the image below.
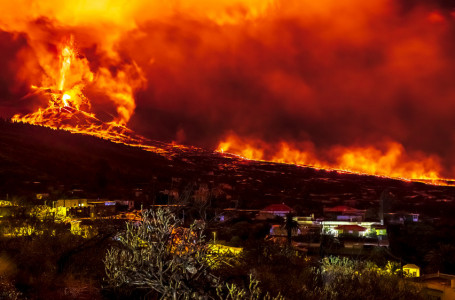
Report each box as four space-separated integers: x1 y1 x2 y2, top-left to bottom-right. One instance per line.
1 179 455 299
1 120 455 299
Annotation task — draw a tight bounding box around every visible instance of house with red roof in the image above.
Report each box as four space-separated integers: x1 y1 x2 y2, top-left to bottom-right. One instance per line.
334 224 367 237
322 220 387 240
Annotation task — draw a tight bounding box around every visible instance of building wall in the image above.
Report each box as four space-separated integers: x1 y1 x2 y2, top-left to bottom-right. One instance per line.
54 199 88 208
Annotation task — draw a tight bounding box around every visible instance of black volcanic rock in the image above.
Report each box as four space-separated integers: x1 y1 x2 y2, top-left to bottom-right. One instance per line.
0 119 454 218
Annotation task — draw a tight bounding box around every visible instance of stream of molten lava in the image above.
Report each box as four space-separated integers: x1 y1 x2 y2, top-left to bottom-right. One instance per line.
216 133 452 185
9 37 452 185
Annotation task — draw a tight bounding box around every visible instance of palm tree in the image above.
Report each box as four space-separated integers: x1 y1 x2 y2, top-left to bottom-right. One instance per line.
283 213 299 246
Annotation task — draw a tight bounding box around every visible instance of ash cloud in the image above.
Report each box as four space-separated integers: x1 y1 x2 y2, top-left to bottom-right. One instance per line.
123 2 455 176
0 31 42 116
2 0 455 176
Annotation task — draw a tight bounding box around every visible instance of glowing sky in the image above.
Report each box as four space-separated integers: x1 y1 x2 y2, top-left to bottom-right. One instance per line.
1 0 455 177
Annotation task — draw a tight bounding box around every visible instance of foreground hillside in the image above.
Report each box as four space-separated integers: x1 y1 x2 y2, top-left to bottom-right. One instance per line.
0 119 454 217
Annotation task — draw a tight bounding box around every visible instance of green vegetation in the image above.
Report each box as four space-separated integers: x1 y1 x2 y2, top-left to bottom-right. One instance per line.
105 208 219 298
0 205 430 299
0 231 109 299
104 208 283 299
313 257 423 300
102 209 424 299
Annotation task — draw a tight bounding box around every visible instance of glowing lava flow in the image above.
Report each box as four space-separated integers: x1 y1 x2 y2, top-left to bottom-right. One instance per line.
216 134 455 186
11 39 191 156
10 40 454 186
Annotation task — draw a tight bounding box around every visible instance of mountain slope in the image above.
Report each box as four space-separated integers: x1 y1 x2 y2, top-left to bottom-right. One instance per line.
1 120 454 218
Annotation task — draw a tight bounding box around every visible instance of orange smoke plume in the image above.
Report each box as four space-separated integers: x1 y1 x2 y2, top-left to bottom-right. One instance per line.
1 0 455 181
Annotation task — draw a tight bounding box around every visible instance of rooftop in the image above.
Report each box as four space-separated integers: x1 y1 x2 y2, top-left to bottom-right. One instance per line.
261 203 294 213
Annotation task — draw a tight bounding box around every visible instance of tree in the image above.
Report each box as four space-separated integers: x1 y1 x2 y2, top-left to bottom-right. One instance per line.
283 213 298 246
310 257 424 300
104 208 219 299
29 205 54 220
104 208 283 300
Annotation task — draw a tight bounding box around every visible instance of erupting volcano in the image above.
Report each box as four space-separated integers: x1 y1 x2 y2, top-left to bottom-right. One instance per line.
10 36 190 156
10 37 448 184
2 0 455 184
12 38 147 146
